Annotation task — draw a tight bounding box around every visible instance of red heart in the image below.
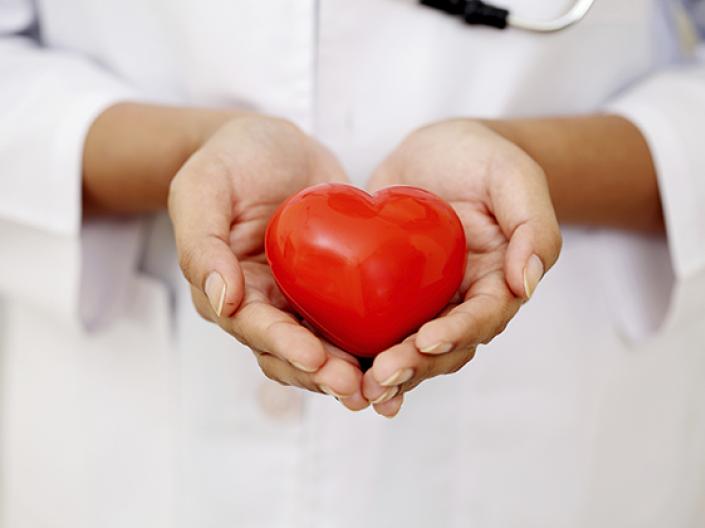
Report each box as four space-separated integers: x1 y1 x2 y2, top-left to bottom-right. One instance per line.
265 183 467 358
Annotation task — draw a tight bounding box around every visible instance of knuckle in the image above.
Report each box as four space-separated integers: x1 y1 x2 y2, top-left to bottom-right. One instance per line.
492 322 509 341
261 368 279 383
301 378 321 394
274 378 292 388
481 333 496 346
445 363 463 375
481 316 510 344
256 352 312 390
287 367 315 392
444 349 475 376
417 357 437 380
399 378 422 394
258 361 284 385
445 361 465 376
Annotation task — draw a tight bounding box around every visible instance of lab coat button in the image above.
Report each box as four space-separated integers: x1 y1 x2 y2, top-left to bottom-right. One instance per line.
256 380 303 421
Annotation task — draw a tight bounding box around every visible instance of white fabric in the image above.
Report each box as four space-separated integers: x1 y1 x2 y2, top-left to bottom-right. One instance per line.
0 35 135 235
1 0 705 527
608 67 705 278
0 4 138 317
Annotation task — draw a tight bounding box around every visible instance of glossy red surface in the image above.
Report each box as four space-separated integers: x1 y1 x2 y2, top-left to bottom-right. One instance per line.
265 183 467 358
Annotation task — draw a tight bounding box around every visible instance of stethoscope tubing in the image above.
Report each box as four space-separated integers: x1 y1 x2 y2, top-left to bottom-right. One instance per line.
509 0 596 32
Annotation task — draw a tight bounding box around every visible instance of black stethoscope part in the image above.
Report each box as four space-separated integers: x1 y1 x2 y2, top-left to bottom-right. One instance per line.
420 0 596 32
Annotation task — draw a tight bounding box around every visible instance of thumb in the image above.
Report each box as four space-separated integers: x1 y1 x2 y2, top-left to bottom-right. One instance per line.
168 164 245 318
491 161 562 300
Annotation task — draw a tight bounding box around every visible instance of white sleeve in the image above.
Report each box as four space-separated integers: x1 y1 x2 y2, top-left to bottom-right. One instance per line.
0 0 138 319
0 3 136 235
606 10 705 280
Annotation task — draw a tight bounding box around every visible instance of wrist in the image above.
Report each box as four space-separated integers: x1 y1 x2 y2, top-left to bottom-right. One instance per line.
82 103 241 215
476 117 548 172
480 115 662 232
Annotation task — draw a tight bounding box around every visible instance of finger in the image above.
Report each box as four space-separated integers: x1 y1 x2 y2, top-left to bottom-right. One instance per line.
256 352 366 409
255 352 316 390
230 301 327 373
364 341 476 401
324 342 362 368
373 393 404 418
339 391 370 412
363 368 400 406
415 272 520 353
505 220 561 300
312 355 364 399
365 342 419 400
489 156 562 300
168 158 244 318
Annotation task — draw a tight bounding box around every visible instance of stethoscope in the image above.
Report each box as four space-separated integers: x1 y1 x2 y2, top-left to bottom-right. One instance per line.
420 0 596 32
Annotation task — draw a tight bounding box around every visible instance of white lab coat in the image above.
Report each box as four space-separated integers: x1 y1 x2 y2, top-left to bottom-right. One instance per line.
1 1 705 526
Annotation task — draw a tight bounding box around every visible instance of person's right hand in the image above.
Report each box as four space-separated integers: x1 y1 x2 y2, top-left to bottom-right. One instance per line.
168 115 368 411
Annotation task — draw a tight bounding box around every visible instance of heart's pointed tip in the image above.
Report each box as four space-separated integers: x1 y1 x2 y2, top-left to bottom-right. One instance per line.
356 355 375 373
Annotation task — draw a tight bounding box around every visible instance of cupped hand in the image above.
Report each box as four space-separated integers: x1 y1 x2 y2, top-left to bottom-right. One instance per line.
363 120 562 417
169 115 368 411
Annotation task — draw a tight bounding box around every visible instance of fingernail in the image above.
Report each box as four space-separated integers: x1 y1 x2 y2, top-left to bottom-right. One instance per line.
205 272 227 317
319 385 343 399
371 386 399 405
380 368 414 387
419 342 453 354
291 361 318 373
523 254 545 299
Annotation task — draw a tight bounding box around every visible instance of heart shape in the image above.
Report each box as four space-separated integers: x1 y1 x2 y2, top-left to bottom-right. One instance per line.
265 183 467 358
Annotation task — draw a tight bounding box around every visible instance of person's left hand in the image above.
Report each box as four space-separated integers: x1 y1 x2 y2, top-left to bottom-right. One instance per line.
362 120 562 417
